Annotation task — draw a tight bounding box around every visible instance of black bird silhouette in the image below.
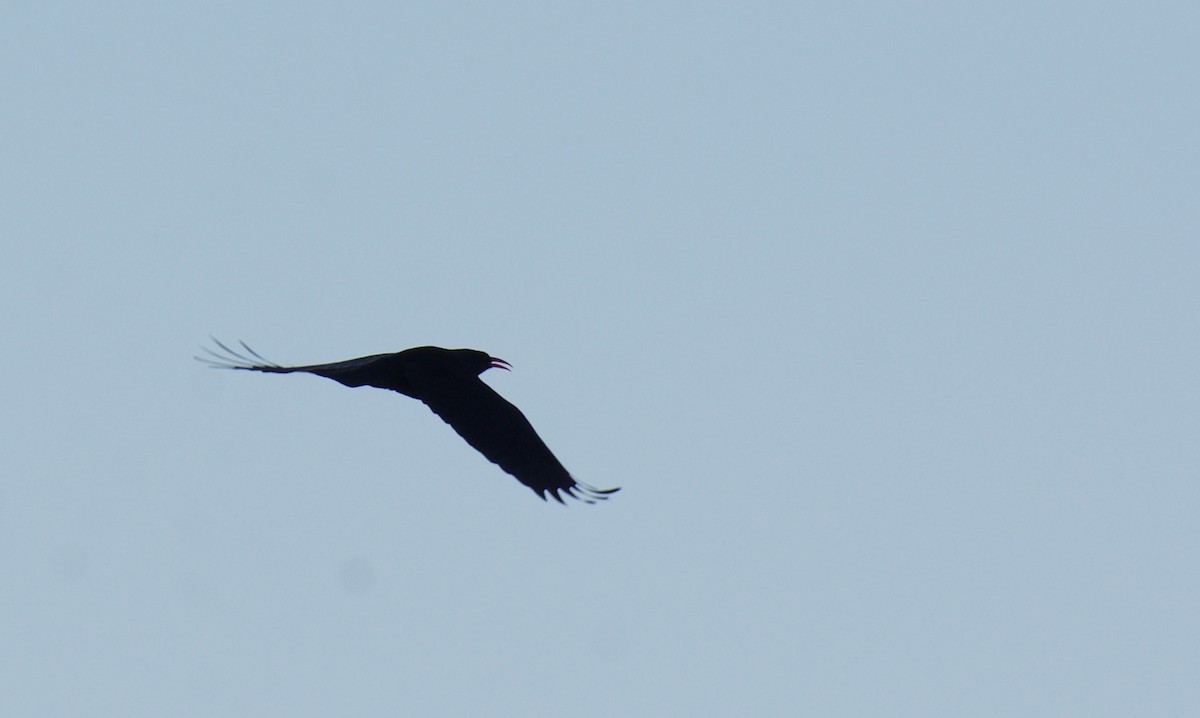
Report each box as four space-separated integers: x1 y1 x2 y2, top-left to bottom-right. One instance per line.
196 339 619 504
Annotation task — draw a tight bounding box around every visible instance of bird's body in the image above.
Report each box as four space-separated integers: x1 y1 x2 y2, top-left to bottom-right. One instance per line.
197 339 618 504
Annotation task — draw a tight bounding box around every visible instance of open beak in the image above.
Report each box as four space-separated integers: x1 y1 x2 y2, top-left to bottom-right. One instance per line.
489 357 511 371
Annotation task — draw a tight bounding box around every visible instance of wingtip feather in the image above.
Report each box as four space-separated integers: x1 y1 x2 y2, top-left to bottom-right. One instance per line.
540 480 620 506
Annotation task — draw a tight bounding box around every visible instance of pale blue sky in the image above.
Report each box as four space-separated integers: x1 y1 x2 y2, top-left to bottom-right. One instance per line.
2 2 1198 716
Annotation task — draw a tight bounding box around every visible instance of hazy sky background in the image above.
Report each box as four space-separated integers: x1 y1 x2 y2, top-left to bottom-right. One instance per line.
2 2 1197 716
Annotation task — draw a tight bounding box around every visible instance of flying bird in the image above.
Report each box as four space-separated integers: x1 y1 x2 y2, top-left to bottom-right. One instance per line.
196 339 619 504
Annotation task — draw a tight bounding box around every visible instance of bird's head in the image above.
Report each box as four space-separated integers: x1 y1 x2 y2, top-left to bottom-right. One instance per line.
458 349 511 375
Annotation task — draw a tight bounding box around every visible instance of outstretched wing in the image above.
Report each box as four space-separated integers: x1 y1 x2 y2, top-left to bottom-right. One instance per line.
416 375 618 504
195 338 408 392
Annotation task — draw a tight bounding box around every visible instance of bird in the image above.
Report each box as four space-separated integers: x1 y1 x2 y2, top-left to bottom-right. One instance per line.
196 338 620 504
